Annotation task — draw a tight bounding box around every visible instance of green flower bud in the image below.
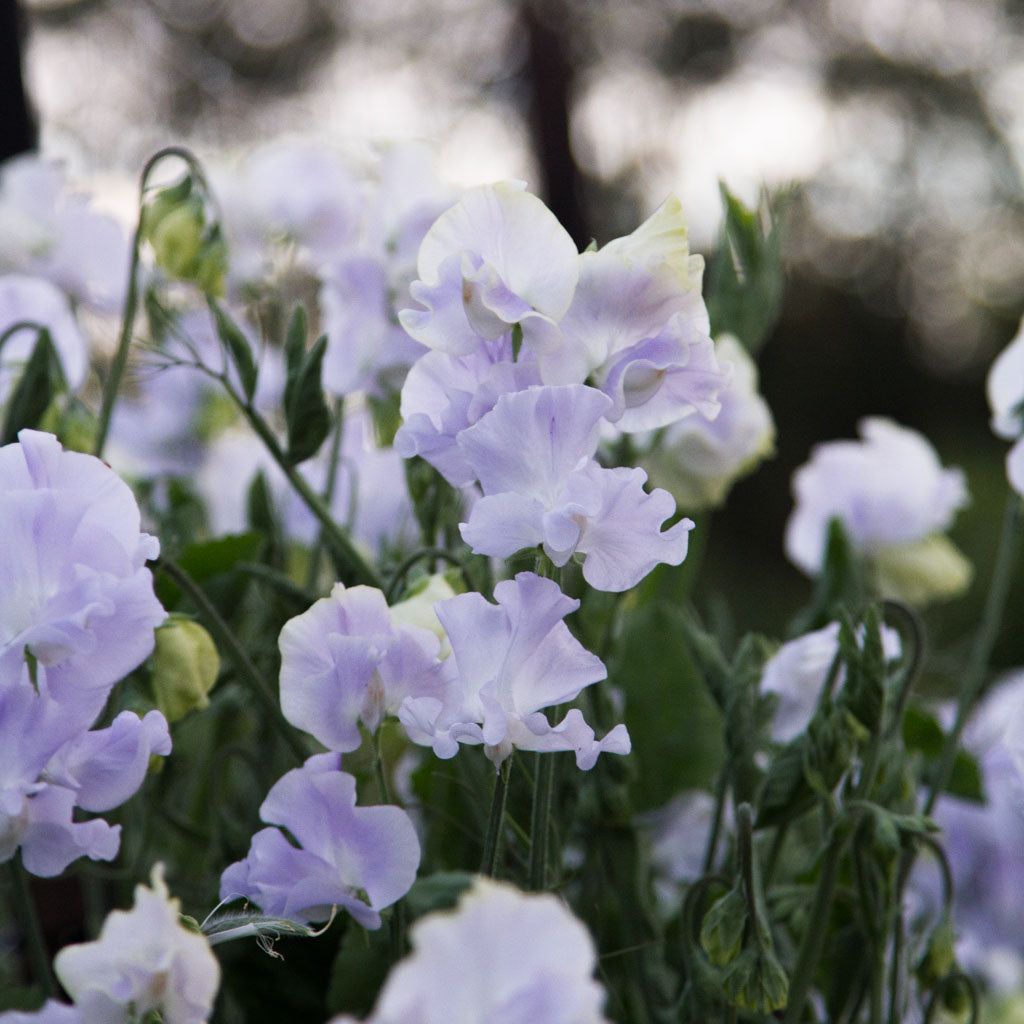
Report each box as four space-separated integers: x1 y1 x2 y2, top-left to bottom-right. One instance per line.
150 615 219 722
700 888 747 967
722 946 789 1014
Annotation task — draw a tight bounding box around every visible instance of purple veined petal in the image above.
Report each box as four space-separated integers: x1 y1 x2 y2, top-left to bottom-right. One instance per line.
508 708 631 771
595 311 726 431
278 584 393 752
49 710 171 813
17 785 120 877
0 431 165 709
414 183 579 322
456 385 612 499
400 252 489 355
459 492 547 559
571 463 693 592
222 757 421 928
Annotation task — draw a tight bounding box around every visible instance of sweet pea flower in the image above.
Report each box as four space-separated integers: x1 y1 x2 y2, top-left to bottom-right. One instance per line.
400 572 629 769
910 674 1024 992
784 417 971 604
399 181 579 358
0 154 128 312
542 196 726 431
640 334 775 510
457 385 693 591
220 753 420 928
0 430 166 718
330 877 611 1024
0 654 171 877
54 864 219 1024
394 332 542 486
0 274 89 401
986 318 1024 497
279 583 452 754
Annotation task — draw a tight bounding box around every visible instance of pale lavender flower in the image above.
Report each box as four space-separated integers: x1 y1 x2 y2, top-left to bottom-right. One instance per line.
0 155 128 312
278 584 452 754
219 753 420 928
912 674 1024 992
0 430 166 717
53 864 220 1024
639 334 775 510
394 333 542 486
987 317 1024 441
759 622 901 744
0 274 89 401
986 318 1024 497
0 654 171 877
784 418 971 604
457 385 693 591
331 877 610 1024
400 573 629 769
399 182 579 358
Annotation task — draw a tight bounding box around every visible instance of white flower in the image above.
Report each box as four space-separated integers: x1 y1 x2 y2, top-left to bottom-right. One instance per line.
53 865 220 1024
640 334 775 509
784 417 970 604
334 877 610 1024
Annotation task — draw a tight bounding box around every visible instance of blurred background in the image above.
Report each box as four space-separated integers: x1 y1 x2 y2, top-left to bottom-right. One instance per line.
6 0 1024 654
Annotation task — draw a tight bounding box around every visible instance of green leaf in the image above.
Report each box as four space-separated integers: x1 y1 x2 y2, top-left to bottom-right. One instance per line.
902 703 945 758
789 517 864 635
284 304 308 376
210 299 258 402
326 921 390 1018
1 327 66 443
722 946 789 1014
283 333 330 466
700 888 747 967
946 748 985 803
404 871 475 920
756 733 815 829
705 183 788 355
155 532 263 607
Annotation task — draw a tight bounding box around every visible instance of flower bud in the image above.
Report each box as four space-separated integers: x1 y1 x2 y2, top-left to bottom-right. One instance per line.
150 614 219 722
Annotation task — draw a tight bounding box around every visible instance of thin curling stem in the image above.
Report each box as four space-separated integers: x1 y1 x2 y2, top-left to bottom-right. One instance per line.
94 146 204 459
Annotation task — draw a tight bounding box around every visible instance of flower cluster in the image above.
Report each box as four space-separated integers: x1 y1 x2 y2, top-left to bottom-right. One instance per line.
0 430 169 876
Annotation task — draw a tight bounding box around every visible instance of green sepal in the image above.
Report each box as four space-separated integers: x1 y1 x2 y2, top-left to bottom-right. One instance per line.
721 946 790 1014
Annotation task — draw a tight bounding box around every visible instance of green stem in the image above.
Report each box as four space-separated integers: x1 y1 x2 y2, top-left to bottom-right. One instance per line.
924 490 1022 815
94 146 201 459
384 547 475 604
305 397 345 591
528 752 555 890
228 385 381 589
701 761 729 875
6 859 56 998
480 756 513 878
156 555 307 763
782 811 852 1024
